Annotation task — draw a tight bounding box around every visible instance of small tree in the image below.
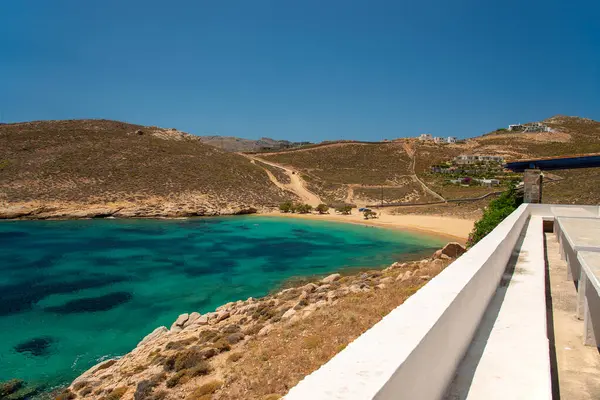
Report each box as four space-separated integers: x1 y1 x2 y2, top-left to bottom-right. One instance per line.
336 205 352 215
363 210 377 220
316 204 329 214
296 204 313 214
279 201 293 213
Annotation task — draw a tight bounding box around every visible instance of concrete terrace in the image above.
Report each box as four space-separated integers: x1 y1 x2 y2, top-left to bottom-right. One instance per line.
284 204 600 400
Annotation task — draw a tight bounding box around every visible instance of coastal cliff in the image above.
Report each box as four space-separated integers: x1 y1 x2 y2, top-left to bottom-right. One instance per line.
50 243 465 400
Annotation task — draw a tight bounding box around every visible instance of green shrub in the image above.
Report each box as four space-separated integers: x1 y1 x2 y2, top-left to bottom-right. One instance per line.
363 210 377 220
315 204 329 214
467 185 523 247
186 380 223 400
279 201 293 213
336 205 352 215
295 203 312 214
166 371 188 388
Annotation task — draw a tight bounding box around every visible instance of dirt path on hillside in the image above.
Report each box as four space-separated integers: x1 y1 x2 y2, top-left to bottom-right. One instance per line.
244 155 322 206
403 141 446 202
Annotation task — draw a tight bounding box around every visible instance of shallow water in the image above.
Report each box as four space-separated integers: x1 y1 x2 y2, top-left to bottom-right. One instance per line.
0 216 445 390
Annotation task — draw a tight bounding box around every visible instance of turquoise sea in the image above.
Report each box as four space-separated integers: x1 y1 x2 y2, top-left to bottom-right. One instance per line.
0 216 444 392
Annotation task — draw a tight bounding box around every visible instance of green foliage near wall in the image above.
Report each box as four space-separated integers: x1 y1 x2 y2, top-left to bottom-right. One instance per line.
467 184 523 247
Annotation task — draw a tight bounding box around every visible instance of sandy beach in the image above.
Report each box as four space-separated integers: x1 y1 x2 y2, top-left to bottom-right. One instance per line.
260 209 474 244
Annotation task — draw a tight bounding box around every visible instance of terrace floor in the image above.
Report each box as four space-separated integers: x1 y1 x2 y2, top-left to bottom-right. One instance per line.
445 220 600 399
545 232 600 399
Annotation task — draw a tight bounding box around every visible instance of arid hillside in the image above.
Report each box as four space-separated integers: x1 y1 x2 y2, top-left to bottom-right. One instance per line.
0 120 296 218
259 116 600 206
198 136 312 153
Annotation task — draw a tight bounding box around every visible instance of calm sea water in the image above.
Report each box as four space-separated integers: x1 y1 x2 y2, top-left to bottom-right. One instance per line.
0 216 444 390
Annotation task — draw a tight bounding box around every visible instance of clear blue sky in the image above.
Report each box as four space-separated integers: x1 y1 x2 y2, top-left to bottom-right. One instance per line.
1 1 599 141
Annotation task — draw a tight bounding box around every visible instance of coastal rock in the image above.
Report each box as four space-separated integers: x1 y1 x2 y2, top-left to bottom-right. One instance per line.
349 284 362 293
321 273 341 284
298 291 309 301
136 326 168 347
396 271 412 282
430 259 445 270
0 205 35 219
258 324 274 336
301 283 318 293
185 312 201 327
171 313 189 330
379 277 393 284
216 311 231 323
281 308 297 320
217 302 234 312
315 300 327 309
433 242 466 259
316 284 331 293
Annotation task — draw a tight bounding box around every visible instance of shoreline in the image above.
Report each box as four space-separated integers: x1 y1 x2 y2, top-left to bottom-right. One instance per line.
56 242 465 400
0 203 474 244
258 210 473 244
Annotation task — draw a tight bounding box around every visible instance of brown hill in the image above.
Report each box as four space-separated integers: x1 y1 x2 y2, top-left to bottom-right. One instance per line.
198 135 312 152
0 120 296 218
259 116 600 206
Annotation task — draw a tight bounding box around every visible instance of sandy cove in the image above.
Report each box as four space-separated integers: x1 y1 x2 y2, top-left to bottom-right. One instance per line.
260 209 474 244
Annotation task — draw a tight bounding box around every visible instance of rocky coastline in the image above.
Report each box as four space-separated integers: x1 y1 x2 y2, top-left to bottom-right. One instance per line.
0 202 261 220
28 243 466 400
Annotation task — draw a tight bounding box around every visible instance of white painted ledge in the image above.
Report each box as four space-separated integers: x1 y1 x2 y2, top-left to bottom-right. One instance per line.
444 217 552 399
285 204 531 400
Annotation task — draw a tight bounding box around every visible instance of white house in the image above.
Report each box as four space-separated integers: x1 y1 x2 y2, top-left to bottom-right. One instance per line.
508 122 551 133
454 155 504 165
419 133 433 141
446 137 457 143
433 137 445 144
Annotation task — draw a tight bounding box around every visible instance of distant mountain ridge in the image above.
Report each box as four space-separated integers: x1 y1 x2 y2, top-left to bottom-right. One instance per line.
198 135 313 152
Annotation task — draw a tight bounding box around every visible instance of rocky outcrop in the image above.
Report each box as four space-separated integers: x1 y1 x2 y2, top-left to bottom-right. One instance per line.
64 245 463 400
0 202 261 220
432 242 466 259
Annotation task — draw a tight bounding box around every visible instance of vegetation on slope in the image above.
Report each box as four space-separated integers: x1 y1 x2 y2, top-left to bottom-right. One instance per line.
0 120 294 212
466 185 523 247
261 143 412 185
261 115 600 207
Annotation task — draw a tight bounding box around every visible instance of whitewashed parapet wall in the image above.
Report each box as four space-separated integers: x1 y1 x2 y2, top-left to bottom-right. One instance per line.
285 204 532 400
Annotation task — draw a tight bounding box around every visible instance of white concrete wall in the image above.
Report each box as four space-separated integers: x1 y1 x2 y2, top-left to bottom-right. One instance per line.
528 204 600 219
285 204 531 400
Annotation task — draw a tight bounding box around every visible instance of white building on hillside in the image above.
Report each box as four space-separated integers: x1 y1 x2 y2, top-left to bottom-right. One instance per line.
447 137 457 143
508 122 551 133
454 154 504 165
433 137 445 144
419 133 433 141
